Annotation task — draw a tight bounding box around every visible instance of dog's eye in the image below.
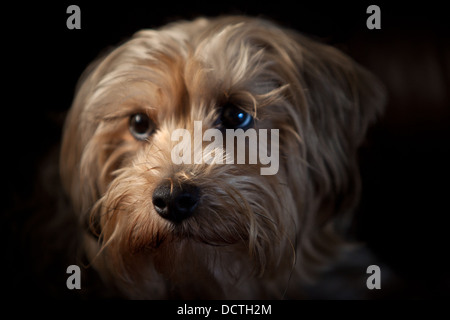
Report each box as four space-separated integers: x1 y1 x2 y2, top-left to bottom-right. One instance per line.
129 113 154 140
220 104 253 130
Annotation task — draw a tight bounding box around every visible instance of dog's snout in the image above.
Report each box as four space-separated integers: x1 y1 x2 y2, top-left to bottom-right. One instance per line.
152 181 200 223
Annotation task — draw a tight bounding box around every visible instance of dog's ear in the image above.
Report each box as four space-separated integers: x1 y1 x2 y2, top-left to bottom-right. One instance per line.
60 54 106 215
299 37 386 150
286 32 386 230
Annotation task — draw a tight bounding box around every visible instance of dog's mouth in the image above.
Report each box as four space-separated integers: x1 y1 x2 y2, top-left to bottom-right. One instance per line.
163 199 251 248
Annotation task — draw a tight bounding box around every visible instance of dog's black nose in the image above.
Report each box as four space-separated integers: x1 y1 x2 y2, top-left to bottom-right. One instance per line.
152 181 200 223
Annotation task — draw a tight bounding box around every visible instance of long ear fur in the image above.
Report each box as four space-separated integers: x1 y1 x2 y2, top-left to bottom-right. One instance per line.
294 32 386 234
60 54 108 216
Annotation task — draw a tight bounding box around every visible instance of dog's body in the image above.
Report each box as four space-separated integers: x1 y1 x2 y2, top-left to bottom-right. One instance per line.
60 16 385 299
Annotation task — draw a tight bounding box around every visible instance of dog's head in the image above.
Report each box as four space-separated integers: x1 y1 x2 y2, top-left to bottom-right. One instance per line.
60 16 385 298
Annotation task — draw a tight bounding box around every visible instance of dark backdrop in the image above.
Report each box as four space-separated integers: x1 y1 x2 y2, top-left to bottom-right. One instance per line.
3 1 449 299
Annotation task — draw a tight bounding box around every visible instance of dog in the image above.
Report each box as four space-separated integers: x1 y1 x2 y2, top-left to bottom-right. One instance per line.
60 16 385 299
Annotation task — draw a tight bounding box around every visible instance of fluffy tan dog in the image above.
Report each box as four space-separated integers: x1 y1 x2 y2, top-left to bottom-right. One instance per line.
60 16 385 298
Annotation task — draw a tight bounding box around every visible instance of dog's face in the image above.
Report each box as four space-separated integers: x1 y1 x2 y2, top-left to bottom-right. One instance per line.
60 16 384 298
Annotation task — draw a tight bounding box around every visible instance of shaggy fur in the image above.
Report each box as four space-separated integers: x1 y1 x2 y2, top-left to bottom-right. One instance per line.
60 16 385 299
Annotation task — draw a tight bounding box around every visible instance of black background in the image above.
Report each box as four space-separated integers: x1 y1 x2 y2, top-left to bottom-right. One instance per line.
3 1 449 299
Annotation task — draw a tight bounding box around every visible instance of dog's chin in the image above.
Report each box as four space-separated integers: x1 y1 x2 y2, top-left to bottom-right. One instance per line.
89 216 290 299
124 239 261 299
